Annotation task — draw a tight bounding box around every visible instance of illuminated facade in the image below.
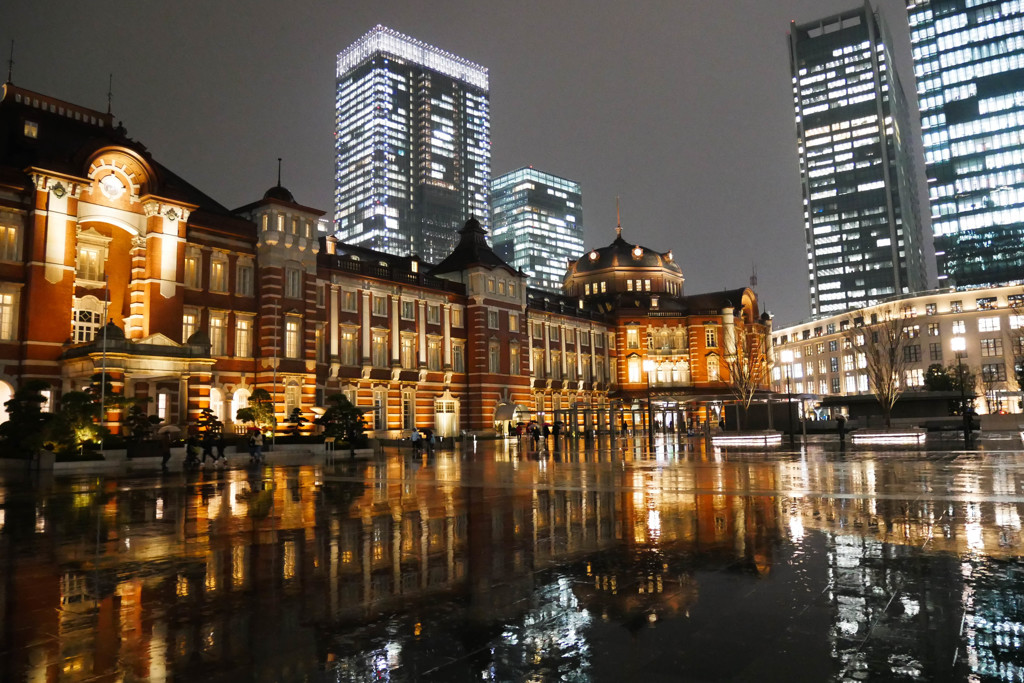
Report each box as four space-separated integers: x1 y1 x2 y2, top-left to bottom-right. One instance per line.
772 283 1024 413
789 3 928 317
908 0 1024 289
334 25 491 265
491 167 584 293
565 223 773 430
0 82 769 438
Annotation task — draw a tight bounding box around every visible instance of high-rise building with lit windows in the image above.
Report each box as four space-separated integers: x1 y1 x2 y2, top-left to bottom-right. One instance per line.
334 25 490 264
491 167 584 293
907 0 1024 289
789 3 928 318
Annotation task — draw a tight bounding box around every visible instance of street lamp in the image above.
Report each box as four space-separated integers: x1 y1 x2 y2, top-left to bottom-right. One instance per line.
643 358 655 455
780 349 794 444
951 336 971 445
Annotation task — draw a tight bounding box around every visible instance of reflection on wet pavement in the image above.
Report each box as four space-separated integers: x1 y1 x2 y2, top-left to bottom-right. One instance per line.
2 437 1024 681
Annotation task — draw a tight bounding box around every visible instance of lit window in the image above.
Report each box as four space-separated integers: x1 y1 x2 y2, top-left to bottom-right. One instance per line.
428 305 441 324
182 309 198 343
428 339 442 370
372 332 388 367
209 313 226 355
0 290 16 340
209 257 227 292
978 317 1000 332
23 121 38 138
707 356 719 381
285 319 301 358
0 224 19 261
183 251 200 288
235 318 252 357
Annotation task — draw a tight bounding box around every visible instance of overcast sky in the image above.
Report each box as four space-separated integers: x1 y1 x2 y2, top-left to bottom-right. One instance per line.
2 0 920 326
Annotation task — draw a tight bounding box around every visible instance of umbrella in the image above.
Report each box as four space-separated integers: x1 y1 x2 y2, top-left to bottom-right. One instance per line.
157 424 181 434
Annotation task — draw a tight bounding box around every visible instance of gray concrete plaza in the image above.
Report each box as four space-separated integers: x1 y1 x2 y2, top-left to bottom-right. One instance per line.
2 434 1024 681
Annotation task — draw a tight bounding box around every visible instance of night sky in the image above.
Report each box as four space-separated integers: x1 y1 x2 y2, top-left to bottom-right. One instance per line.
2 0 920 326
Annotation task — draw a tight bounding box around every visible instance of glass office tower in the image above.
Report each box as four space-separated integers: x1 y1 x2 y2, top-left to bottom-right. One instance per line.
335 25 490 265
908 0 1024 289
491 168 584 293
789 3 928 317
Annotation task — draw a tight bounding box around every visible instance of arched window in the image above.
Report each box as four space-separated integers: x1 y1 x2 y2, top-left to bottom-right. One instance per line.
209 387 225 424
231 388 250 423
0 379 12 422
72 296 104 343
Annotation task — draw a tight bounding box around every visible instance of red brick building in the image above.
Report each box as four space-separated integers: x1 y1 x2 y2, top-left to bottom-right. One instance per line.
0 83 771 438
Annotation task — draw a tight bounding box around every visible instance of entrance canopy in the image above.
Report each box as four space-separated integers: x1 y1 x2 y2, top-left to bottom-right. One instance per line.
493 403 522 422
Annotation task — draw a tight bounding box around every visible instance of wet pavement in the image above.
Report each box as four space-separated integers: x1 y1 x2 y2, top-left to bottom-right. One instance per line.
3 435 1024 681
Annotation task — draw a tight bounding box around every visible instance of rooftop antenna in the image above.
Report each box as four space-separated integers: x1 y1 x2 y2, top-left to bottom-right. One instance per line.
106 73 113 114
277 157 282 186
6 41 13 83
615 196 622 238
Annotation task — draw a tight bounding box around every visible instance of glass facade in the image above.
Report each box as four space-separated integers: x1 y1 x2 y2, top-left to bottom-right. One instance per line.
908 0 1024 289
789 4 928 318
334 25 490 265
491 167 584 293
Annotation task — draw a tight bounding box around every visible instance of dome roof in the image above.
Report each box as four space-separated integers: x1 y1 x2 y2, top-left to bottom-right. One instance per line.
263 184 295 203
186 330 211 347
99 320 125 341
570 235 682 276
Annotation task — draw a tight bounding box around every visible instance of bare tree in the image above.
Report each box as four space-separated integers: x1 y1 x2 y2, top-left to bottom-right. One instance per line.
725 320 771 430
842 305 913 428
1004 289 1024 398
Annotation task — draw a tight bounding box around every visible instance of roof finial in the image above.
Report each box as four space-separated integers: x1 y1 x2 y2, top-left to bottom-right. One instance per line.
615 196 622 238
7 41 13 83
106 73 113 114
277 157 282 186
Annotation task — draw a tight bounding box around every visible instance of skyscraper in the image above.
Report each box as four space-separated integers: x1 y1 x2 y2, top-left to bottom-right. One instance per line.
789 3 928 317
908 0 1024 289
334 25 490 265
491 167 584 293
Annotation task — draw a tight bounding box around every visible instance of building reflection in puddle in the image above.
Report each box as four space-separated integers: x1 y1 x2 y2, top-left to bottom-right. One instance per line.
1 449 1024 680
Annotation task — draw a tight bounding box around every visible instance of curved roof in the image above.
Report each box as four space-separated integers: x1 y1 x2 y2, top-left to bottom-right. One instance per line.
263 184 295 203
569 234 682 277
429 217 518 276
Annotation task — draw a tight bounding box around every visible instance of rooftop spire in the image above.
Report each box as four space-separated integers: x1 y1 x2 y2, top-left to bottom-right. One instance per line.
615 196 622 238
277 157 282 186
106 73 112 114
6 41 13 83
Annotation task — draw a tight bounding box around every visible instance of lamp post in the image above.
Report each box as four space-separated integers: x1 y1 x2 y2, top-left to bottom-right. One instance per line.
951 336 971 445
643 358 655 455
780 349 794 444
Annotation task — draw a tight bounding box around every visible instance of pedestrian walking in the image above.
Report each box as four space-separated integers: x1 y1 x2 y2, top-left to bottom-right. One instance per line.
201 431 215 464
248 429 263 464
411 428 422 455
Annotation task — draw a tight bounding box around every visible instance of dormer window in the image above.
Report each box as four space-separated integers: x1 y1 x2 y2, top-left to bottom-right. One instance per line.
24 121 38 138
